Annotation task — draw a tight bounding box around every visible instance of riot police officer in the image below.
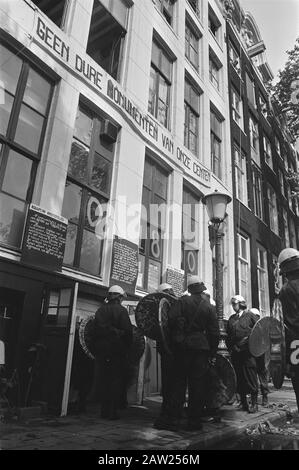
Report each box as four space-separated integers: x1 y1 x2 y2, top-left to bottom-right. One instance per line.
278 248 299 412
94 285 133 420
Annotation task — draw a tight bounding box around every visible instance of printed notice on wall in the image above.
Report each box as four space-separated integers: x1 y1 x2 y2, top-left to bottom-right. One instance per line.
21 204 68 271
166 266 185 297
109 237 139 294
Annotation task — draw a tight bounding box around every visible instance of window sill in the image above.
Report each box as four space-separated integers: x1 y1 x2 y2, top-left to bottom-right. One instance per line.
62 265 103 284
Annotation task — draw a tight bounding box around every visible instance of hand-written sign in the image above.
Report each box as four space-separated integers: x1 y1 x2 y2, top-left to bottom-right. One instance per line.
166 266 185 297
21 204 68 271
110 237 138 295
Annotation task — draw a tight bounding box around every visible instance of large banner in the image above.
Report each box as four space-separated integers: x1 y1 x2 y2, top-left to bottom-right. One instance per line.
21 204 68 271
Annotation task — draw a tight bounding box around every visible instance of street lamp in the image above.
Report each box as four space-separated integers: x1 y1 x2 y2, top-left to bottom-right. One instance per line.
202 190 232 356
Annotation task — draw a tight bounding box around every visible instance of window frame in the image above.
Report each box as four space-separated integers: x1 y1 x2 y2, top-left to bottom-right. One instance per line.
234 144 248 206
252 163 264 220
210 109 223 180
138 158 168 292
237 232 251 306
231 87 244 130
148 40 173 129
184 79 200 156
62 105 115 276
185 21 199 70
263 134 273 170
267 184 279 235
0 42 54 250
256 243 270 317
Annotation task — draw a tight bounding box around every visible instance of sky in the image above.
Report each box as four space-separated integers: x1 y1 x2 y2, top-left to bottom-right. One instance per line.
240 0 299 82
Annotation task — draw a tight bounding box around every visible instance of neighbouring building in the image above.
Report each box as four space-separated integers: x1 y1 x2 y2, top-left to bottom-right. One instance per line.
226 0 299 317
0 0 235 414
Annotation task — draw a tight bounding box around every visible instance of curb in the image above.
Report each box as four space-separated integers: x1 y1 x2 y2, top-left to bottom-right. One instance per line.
187 407 297 450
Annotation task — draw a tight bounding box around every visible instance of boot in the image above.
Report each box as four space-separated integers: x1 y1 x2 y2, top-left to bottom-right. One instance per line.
248 394 258 413
262 394 269 407
240 394 249 412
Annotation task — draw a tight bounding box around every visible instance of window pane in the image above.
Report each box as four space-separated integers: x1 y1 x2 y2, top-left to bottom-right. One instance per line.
74 109 92 146
154 167 167 199
0 193 26 247
14 104 44 153
63 223 77 265
68 140 89 182
148 67 157 116
0 91 14 135
79 229 103 275
111 0 128 28
84 193 106 231
62 182 82 224
2 150 33 200
0 44 22 96
91 153 111 193
23 68 51 115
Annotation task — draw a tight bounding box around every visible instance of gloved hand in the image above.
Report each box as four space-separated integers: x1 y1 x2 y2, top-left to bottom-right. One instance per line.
233 345 240 353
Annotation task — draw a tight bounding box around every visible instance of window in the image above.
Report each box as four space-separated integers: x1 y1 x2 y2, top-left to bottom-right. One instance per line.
86 0 129 81
138 159 168 291
289 218 297 249
185 21 199 70
234 145 248 205
263 135 273 170
267 184 279 235
249 115 260 164
62 106 115 276
259 94 268 119
154 0 175 25
31 0 68 28
282 208 290 247
0 43 52 249
184 79 200 156
287 184 293 211
279 169 286 197
274 136 281 156
246 73 256 108
252 164 264 220
181 187 199 277
209 52 221 91
231 87 244 130
187 0 200 16
237 233 251 305
148 40 173 128
257 244 270 317
210 109 222 180
229 41 241 75
208 6 221 43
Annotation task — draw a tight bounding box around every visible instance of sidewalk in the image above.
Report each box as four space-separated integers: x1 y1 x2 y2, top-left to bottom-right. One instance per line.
1 386 297 450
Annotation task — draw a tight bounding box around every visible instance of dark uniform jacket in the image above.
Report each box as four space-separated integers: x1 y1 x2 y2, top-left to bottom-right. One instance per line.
94 300 133 357
168 293 220 356
226 310 257 351
279 276 299 342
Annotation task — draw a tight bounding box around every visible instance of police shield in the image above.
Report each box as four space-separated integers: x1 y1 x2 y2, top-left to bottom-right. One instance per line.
206 355 237 408
78 316 145 364
249 314 285 389
135 292 176 342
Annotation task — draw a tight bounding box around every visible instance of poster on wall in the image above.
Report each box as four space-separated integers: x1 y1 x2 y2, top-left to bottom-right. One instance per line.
166 266 185 297
21 204 68 272
109 237 139 295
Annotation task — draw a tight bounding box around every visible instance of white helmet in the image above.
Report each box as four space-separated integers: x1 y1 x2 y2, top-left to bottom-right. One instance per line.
108 285 126 296
157 283 172 293
187 275 202 287
231 294 247 307
249 308 260 317
278 248 299 274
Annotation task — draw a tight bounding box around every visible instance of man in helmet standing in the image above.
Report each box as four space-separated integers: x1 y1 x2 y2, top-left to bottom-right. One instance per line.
165 276 220 431
154 283 177 429
278 248 299 412
226 295 259 413
94 285 133 420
